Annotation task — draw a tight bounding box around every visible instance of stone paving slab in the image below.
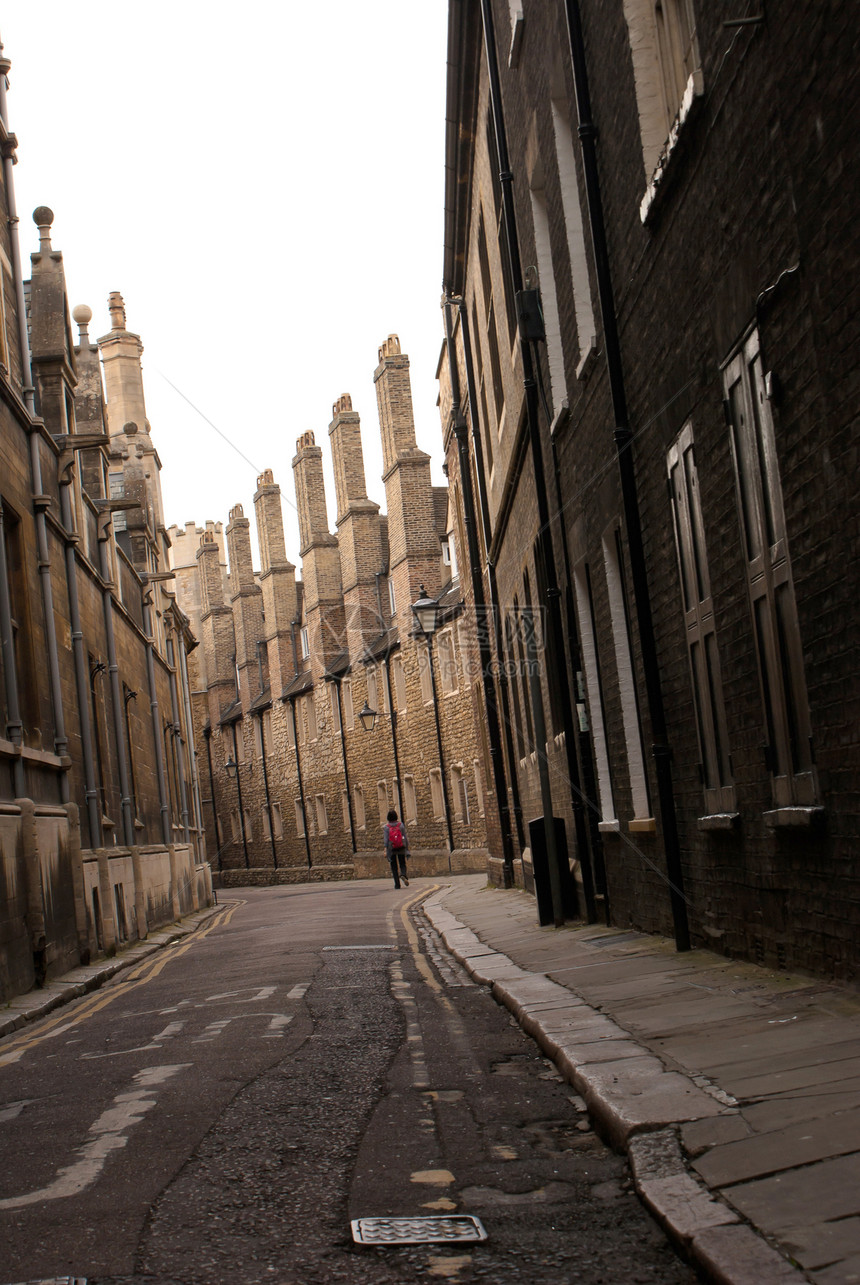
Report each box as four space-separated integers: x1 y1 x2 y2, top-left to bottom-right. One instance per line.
421 878 860 1285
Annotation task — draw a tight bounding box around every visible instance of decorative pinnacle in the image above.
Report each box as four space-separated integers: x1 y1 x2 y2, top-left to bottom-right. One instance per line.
33 206 54 252
72 303 92 344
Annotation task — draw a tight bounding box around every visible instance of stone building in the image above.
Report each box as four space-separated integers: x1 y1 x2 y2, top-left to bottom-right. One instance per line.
441 0 859 976
171 338 490 882
0 43 211 1003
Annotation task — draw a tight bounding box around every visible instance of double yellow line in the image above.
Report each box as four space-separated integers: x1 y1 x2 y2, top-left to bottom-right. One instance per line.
0 900 244 1066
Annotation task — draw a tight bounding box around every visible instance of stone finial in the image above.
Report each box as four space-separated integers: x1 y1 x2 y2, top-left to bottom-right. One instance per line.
108 291 127 331
32 206 54 252
333 393 353 417
296 430 316 452
378 334 401 362
229 503 245 522
123 421 138 435
72 303 92 344
257 468 275 487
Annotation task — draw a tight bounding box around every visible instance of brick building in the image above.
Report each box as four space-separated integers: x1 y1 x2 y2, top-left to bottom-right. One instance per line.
441 0 859 975
171 337 490 883
0 44 211 1003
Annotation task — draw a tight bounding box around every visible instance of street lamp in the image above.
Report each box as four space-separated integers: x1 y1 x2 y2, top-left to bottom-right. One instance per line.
412 586 454 861
358 701 378 733
224 757 238 778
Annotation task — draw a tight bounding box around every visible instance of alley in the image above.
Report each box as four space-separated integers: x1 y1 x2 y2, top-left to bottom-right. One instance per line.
0 883 696 1284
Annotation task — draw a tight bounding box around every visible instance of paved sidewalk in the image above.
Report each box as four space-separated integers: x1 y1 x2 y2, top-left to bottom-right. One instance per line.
424 876 860 1285
0 904 220 1041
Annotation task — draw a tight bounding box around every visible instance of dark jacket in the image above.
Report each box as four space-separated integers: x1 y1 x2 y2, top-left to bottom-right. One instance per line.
383 821 410 860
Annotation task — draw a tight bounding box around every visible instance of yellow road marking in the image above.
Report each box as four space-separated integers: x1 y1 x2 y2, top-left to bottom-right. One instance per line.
0 901 245 1065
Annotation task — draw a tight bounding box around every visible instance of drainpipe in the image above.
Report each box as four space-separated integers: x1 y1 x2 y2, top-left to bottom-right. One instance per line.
0 71 68 782
562 0 690 950
382 654 404 818
0 498 26 796
479 0 583 923
57 475 102 846
442 298 516 884
333 678 357 854
203 727 222 874
142 588 172 845
456 301 527 856
255 708 279 869
97 518 135 846
290 697 312 869
165 623 191 844
229 718 250 869
177 639 205 856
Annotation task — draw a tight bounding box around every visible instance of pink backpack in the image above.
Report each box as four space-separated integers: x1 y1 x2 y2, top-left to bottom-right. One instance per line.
388 822 404 850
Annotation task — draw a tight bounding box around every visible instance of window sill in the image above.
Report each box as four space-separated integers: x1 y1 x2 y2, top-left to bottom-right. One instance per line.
639 70 704 226
763 807 825 829
598 819 620 833
576 340 599 383
628 816 657 834
698 812 740 832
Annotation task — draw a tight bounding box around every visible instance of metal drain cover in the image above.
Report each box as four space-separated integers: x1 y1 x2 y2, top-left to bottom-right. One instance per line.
351 1215 487 1245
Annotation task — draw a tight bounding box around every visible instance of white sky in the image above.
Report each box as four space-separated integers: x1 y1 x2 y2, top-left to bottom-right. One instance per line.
2 1 449 563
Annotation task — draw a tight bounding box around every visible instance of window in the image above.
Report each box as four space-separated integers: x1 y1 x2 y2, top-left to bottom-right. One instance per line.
262 709 272 756
109 471 127 534
528 176 565 413
343 679 354 731
294 799 305 837
305 693 318 741
667 424 734 813
377 780 389 823
367 667 379 715
473 760 485 817
550 100 596 371
233 723 245 762
329 683 341 733
471 296 495 474
271 802 283 839
300 626 310 659
388 578 396 618
603 530 651 823
622 0 703 190
231 810 240 842
262 806 271 840
724 330 815 806
429 769 445 821
341 789 351 831
244 810 253 842
437 629 458 694
418 641 434 704
452 766 470 824
392 654 407 713
574 562 617 829
254 717 264 760
286 702 297 749
403 775 417 824
315 794 328 835
354 784 366 830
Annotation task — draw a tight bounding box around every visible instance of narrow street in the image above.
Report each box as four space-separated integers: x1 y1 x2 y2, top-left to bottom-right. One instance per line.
0 883 697 1284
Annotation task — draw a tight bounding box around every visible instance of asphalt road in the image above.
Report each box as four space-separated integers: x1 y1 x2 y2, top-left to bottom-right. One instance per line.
0 881 699 1284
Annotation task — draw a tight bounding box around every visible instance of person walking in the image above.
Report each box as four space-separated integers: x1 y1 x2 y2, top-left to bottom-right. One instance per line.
384 809 410 888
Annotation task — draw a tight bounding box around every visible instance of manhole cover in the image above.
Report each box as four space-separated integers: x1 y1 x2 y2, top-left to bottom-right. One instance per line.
351 1215 487 1245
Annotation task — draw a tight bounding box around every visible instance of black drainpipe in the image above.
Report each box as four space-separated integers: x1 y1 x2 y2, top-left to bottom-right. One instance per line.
480 0 594 924
290 698 312 870
255 709 279 870
562 0 690 950
442 298 516 885
230 719 250 870
203 727 223 874
333 678 357 854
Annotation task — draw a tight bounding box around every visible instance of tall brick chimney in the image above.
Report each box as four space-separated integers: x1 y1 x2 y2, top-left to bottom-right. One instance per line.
374 335 439 622
197 529 238 730
292 432 344 676
253 469 298 694
329 395 384 655
225 503 264 706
